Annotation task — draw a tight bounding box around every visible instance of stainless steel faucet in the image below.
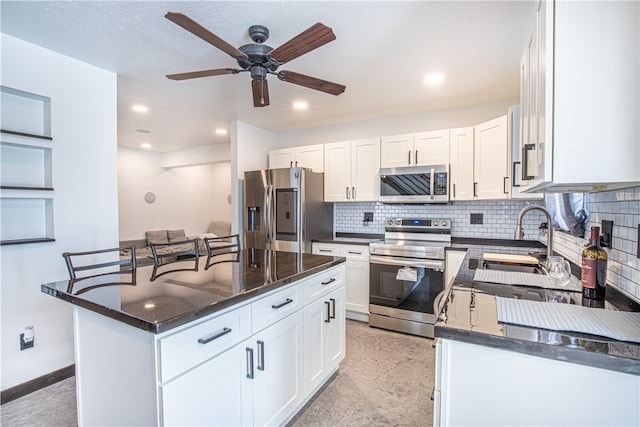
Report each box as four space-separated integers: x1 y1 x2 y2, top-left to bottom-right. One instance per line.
514 205 554 260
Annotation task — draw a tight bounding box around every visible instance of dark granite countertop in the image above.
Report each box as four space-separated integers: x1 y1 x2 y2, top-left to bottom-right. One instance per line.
41 249 345 334
435 241 640 375
313 232 384 245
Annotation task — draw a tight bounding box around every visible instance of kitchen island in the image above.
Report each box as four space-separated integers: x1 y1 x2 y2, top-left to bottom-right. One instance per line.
434 243 640 426
42 249 346 426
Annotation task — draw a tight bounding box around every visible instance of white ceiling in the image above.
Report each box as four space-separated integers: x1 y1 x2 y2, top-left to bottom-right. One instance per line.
1 1 534 152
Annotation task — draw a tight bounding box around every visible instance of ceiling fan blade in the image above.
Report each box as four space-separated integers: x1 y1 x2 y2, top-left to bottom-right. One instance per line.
278 71 346 96
165 12 248 59
166 68 241 80
252 79 270 107
269 23 336 64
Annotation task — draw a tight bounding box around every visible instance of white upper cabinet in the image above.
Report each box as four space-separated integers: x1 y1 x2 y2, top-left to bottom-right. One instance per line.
449 127 475 201
413 130 450 166
380 133 413 168
324 138 380 202
520 0 640 192
269 144 324 172
381 131 450 168
474 115 509 200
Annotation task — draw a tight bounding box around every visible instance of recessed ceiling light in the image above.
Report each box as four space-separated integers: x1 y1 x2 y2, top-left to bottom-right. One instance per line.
293 101 308 111
132 105 148 113
140 143 152 149
424 73 445 86
215 128 228 135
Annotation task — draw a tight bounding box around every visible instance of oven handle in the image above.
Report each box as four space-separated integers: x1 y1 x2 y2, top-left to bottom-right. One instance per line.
369 255 444 270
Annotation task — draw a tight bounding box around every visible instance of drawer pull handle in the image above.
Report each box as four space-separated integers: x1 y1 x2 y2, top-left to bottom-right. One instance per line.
321 278 336 286
257 340 265 371
319 249 332 253
271 298 293 309
325 301 331 323
347 251 362 255
246 347 254 379
197 327 232 344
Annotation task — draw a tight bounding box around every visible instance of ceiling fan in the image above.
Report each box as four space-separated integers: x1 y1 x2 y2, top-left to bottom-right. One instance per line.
165 12 346 107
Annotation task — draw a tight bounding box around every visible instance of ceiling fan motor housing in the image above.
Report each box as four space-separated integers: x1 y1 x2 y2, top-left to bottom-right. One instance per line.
237 43 279 72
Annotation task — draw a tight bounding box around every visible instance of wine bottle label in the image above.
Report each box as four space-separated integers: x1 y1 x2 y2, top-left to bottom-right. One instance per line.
581 258 597 289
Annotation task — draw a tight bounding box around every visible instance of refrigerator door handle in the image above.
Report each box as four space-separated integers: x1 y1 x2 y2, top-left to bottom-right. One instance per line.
263 186 269 244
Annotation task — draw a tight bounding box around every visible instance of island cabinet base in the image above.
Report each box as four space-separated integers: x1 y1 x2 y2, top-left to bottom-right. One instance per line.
72 264 346 426
434 339 640 426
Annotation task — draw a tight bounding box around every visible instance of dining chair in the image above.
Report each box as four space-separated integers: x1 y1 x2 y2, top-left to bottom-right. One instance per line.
203 234 241 270
150 238 199 280
62 245 137 291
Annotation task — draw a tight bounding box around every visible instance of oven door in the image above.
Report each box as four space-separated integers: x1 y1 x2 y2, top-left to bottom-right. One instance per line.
369 255 444 324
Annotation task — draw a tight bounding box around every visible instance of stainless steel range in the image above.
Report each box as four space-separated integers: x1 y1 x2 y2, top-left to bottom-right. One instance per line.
369 217 451 338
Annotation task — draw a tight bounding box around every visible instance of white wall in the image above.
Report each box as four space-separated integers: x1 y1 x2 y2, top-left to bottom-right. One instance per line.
118 147 231 240
230 121 279 234
1 34 118 390
277 98 518 146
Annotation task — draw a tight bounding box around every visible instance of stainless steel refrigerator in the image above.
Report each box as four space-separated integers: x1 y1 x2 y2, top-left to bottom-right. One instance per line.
243 167 333 253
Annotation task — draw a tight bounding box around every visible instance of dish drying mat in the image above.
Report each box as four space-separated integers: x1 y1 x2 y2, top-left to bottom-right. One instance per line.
473 269 582 292
496 297 640 343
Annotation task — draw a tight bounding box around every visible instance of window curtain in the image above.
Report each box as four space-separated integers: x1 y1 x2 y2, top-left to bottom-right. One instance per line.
544 193 588 237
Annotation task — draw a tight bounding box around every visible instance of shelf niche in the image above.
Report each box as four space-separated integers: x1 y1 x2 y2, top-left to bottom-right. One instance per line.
0 86 52 139
1 142 53 190
1 197 55 245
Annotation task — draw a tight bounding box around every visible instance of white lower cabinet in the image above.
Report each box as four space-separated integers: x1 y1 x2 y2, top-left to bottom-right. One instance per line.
161 343 252 426
157 266 344 427
251 310 305 426
313 242 369 321
303 286 346 396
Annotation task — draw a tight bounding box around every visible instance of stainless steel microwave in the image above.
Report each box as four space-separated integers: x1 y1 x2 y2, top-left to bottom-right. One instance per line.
379 165 449 203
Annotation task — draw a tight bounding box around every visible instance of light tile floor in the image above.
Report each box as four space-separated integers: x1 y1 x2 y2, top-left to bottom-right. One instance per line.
1 320 435 427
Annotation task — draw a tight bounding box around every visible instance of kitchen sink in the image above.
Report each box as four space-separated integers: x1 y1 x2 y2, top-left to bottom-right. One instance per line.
482 261 546 274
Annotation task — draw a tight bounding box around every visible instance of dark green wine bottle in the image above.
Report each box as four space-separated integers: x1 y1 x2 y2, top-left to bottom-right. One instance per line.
581 226 607 299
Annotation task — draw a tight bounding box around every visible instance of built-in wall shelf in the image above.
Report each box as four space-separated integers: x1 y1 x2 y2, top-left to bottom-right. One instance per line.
0 129 53 141
1 86 55 245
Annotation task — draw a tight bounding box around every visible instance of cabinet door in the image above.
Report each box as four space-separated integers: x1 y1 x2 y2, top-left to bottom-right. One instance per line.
350 138 380 201
295 144 324 173
341 246 369 315
413 130 450 165
161 344 252 426
474 116 509 200
325 286 346 371
251 310 304 427
449 127 474 201
324 141 351 202
380 134 413 167
269 148 295 169
303 295 328 396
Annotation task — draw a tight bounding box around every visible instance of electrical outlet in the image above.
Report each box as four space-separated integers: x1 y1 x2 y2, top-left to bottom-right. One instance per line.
363 212 373 222
470 213 483 225
601 220 613 248
20 333 34 350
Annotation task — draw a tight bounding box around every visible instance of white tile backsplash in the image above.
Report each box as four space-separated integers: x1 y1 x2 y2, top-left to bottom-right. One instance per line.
336 185 640 302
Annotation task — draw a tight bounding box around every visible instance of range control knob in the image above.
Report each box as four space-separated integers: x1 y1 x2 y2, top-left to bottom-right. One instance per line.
386 219 395 226
441 220 448 228
433 220 439 226
395 219 401 225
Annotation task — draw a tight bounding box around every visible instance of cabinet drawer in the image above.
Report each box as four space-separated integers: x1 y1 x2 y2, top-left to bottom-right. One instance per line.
312 243 339 256
340 245 369 261
304 266 345 304
252 284 304 333
158 304 251 383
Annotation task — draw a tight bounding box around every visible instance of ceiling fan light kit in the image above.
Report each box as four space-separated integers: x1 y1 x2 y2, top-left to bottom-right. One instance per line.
165 12 346 107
